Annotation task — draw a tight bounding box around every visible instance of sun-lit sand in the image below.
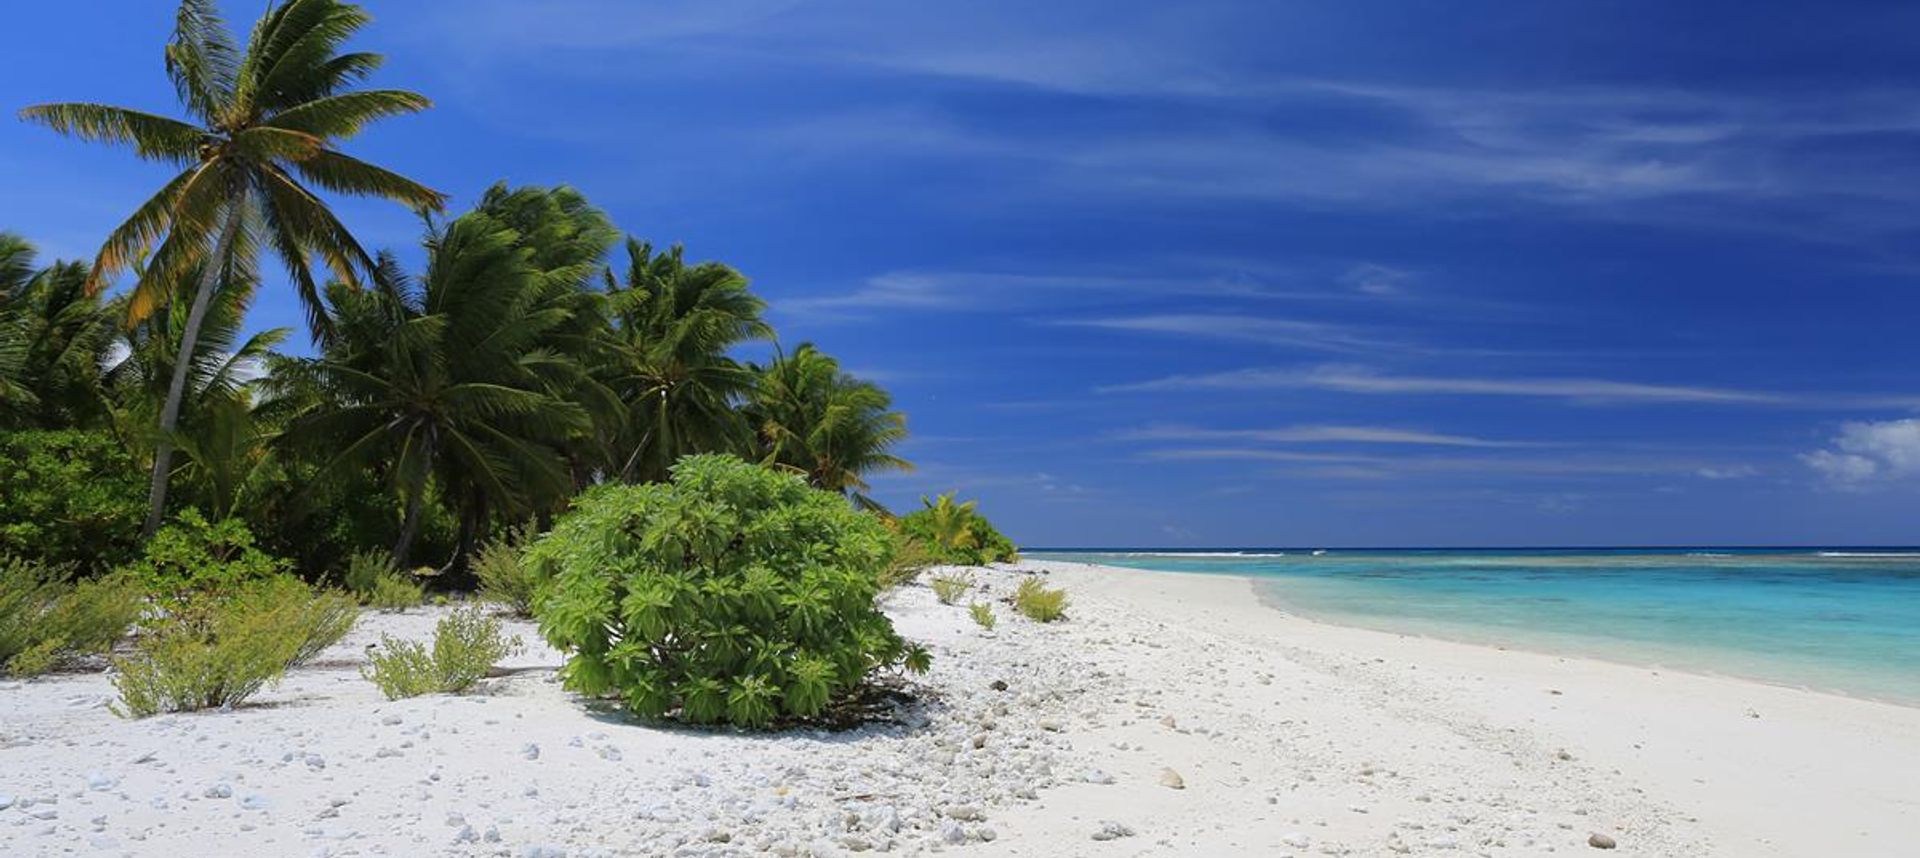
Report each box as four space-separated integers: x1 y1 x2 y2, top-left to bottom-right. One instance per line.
2 561 1914 856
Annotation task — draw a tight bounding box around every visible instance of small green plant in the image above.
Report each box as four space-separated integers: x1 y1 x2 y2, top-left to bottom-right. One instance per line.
968 601 996 630
1013 577 1068 622
473 525 542 616
110 578 356 717
366 573 424 612
0 558 143 676
877 531 934 590
897 492 1019 566
530 455 929 729
363 607 522 700
340 549 424 611
124 510 289 604
929 572 974 605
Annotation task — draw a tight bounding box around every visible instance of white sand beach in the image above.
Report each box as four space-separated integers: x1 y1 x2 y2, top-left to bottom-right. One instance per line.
3 560 1916 857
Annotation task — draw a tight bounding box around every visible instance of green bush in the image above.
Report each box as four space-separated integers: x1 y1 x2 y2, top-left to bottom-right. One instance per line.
124 510 290 605
0 558 143 676
0 431 145 571
529 454 930 728
473 525 542 616
877 531 934 590
339 549 424 611
968 601 996 630
1013 577 1068 623
111 577 357 717
929 571 973 605
897 492 1019 566
363 607 522 699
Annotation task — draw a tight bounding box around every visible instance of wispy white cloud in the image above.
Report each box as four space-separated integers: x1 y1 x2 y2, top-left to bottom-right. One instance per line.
779 267 1302 322
1052 315 1397 354
1694 465 1760 480
1103 364 1784 404
1803 419 1920 486
1119 424 1539 448
1142 447 1753 480
1341 263 1414 296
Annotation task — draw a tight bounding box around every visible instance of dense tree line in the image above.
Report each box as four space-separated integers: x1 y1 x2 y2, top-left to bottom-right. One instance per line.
1 0 911 579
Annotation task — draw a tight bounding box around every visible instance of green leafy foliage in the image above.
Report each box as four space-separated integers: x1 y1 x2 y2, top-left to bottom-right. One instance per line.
967 601 996 630
362 607 522 699
111 577 356 717
473 524 543 617
746 344 908 510
929 572 974 605
366 573 425 612
529 454 929 728
1013 577 1069 623
123 509 289 604
897 492 1019 566
0 431 145 571
876 529 934 589
339 549 424 611
0 558 143 676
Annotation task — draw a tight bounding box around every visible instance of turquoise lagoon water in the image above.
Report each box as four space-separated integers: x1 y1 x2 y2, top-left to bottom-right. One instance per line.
1030 549 1920 705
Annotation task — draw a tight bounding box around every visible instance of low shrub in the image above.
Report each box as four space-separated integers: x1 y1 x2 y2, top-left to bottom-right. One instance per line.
929 572 974 605
529 454 930 728
877 532 934 590
968 602 996 630
340 549 424 612
897 492 1019 566
111 577 357 717
0 430 145 572
363 607 522 700
473 525 541 617
0 558 142 676
124 510 289 605
366 572 425 612
1013 577 1068 622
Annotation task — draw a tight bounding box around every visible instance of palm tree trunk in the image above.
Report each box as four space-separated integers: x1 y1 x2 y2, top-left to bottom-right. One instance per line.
141 202 245 539
391 428 437 568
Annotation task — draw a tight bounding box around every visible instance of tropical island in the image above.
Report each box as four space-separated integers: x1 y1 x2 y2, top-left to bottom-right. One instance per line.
5 2 1920 857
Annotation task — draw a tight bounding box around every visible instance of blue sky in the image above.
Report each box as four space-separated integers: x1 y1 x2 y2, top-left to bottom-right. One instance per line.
7 0 1920 547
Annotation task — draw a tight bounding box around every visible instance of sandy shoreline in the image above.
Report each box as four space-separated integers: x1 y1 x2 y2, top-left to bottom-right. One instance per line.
2 560 1915 856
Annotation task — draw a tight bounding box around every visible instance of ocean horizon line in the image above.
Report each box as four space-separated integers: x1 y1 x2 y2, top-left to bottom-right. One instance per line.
1026 544 1920 553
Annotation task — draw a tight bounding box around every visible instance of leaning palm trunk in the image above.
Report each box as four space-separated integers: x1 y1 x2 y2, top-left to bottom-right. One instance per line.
390 428 437 568
142 199 244 538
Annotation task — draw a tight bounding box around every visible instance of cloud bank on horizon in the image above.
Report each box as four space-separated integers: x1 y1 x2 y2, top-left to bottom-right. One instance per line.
6 0 1920 545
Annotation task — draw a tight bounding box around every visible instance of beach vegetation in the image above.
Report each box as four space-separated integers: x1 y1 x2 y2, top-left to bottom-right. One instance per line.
363 607 521 699
968 601 996 630
0 558 143 676
21 0 447 539
899 493 1019 566
1 3 991 613
1013 578 1069 622
0 430 146 572
746 344 911 511
111 576 356 716
877 531 935 589
473 523 542 617
929 572 974 605
340 549 425 611
529 454 929 728
124 510 290 604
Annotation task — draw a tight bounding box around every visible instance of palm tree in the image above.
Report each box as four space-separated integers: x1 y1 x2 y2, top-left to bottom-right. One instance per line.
747 343 912 510
104 257 287 520
20 0 444 537
0 234 117 429
598 240 772 483
273 212 588 567
917 492 981 554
